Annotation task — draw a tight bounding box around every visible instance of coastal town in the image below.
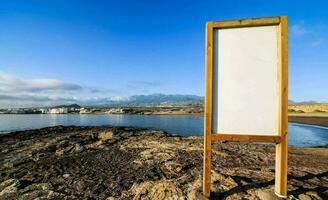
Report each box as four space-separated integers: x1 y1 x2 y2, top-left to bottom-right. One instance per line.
0 104 204 115
1 103 328 115
2 102 328 127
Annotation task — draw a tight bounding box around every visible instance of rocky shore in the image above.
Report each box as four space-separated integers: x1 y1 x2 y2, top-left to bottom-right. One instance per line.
0 126 327 200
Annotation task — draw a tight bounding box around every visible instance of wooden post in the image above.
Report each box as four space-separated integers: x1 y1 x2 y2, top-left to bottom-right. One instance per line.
275 16 288 197
203 21 213 198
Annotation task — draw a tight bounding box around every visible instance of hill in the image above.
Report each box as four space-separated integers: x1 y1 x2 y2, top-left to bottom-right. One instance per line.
105 94 203 106
52 104 81 109
288 103 328 113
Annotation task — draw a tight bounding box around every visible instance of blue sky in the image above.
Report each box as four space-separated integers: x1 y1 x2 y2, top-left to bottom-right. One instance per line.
0 0 327 107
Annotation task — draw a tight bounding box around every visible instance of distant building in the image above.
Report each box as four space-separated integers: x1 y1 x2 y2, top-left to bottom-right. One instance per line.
48 108 68 114
106 108 124 114
39 108 48 114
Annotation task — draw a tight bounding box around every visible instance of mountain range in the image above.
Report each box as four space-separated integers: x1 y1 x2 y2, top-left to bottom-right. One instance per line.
102 94 322 107
103 94 203 106
46 94 322 108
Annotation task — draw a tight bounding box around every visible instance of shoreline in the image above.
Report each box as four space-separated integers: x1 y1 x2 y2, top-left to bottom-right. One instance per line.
0 112 204 116
288 113 328 127
0 125 327 199
2 124 327 149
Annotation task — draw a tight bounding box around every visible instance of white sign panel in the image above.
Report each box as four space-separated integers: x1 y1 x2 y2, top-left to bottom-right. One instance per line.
212 25 279 135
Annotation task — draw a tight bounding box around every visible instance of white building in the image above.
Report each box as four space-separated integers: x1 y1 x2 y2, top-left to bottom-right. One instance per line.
48 108 68 114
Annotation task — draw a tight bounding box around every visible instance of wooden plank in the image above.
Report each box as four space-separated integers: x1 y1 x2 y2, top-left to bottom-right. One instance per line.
275 16 288 197
203 21 213 198
213 17 280 29
212 134 281 143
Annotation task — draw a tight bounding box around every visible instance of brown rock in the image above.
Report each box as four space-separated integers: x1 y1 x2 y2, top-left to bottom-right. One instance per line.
98 131 114 141
62 173 70 179
73 143 83 153
1 126 328 199
0 179 18 199
55 148 64 156
298 194 312 200
131 181 184 200
256 189 283 200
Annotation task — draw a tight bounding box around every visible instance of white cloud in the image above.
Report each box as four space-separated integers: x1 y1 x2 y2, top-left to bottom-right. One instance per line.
311 39 324 47
108 96 130 101
290 23 325 48
130 81 166 87
0 72 82 93
0 72 112 108
290 24 311 37
0 72 170 108
125 80 166 93
0 94 76 102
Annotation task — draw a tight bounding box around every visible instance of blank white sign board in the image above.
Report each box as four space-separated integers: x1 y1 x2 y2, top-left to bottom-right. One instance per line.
212 26 279 135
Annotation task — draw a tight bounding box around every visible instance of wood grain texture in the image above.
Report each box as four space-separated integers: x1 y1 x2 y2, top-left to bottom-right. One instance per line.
213 16 280 29
203 21 213 198
275 16 288 197
212 134 281 143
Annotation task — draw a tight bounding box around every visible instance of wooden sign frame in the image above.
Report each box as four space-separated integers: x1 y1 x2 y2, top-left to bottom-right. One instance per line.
203 16 288 198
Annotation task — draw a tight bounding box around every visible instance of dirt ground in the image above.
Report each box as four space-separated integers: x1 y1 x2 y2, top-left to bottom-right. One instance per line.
0 126 327 199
